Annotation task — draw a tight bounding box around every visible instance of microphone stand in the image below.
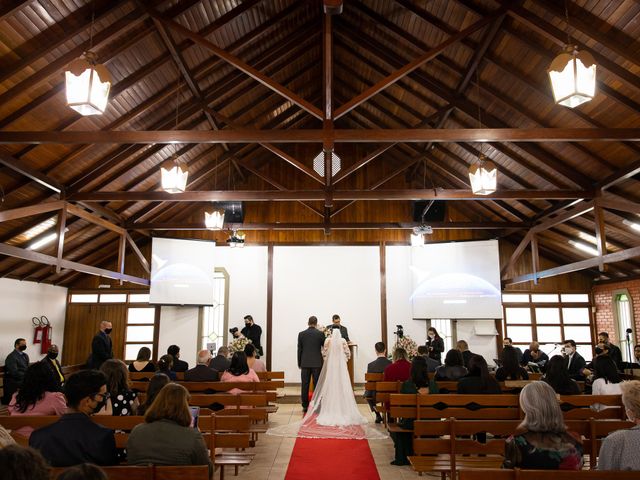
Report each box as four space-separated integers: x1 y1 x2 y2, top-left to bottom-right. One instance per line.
625 329 633 374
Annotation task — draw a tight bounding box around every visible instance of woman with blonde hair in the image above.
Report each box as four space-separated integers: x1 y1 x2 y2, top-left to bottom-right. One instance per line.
504 381 583 470
598 380 640 470
127 383 211 477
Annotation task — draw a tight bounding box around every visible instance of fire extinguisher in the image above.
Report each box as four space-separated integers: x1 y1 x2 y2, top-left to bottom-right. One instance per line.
33 316 52 354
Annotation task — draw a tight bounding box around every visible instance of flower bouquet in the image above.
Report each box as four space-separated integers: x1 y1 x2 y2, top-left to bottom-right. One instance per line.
393 335 419 359
228 335 252 353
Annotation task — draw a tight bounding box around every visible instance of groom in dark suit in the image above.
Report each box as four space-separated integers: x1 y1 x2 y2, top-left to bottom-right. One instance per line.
298 316 325 414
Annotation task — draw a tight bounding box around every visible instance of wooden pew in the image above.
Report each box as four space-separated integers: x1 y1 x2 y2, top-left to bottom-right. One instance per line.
459 469 640 480
559 395 625 420
50 464 210 480
256 371 284 381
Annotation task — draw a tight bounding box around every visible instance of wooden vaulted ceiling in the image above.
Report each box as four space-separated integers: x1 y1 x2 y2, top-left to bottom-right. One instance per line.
0 0 639 287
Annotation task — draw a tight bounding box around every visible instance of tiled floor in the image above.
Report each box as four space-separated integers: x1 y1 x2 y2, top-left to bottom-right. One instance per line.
220 402 439 480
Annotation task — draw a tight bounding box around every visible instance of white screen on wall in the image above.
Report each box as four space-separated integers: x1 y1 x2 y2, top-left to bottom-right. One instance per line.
150 238 216 305
411 239 502 319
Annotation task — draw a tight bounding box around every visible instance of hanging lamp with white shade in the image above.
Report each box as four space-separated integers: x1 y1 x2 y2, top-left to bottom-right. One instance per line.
548 45 596 108
160 155 188 194
65 51 112 115
469 154 497 195
204 210 225 230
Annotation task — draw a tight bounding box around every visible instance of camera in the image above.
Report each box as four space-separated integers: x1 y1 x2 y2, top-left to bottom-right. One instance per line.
595 346 603 355
394 324 404 339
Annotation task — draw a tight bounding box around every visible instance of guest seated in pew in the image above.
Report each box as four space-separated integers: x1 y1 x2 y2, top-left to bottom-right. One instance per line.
244 344 266 373
383 347 411 382
457 354 501 394
504 381 583 470
137 373 170 416
598 380 640 470
541 355 580 395
496 345 529 382
521 341 549 370
220 352 259 394
29 370 118 467
390 356 431 467
563 339 586 381
157 354 177 381
56 463 108 480
591 356 622 411
417 345 439 372
184 350 219 382
0 444 50 480
128 347 156 373
8 362 67 438
365 341 392 424
456 340 474 368
435 349 468 381
98 360 138 416
167 345 189 373
127 383 212 478
210 346 231 372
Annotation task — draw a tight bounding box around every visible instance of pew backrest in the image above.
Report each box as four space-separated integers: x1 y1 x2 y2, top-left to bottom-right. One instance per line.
458 469 640 480
50 465 209 480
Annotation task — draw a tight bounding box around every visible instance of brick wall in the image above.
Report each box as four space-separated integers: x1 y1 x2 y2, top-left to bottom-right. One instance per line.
592 279 640 345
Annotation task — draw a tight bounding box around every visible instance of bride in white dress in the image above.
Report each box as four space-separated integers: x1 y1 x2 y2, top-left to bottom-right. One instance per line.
267 326 387 440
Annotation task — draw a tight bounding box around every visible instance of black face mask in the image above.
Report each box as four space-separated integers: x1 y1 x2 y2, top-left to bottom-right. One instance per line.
48 352 58 360
104 328 112 335
18 345 27 352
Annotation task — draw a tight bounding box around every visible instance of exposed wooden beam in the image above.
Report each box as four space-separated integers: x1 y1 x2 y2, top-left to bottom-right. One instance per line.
117 234 126 286
332 145 394 185
65 204 126 235
593 201 608 272
505 246 640 285
144 4 323 120
531 234 540 285
323 0 343 15
0 151 64 193
334 5 508 119
0 0 29 20
531 200 595 233
3 128 640 144
70 189 592 202
598 160 640 191
55 206 67 274
0 201 65 223
125 234 151 275
501 231 533 278
598 197 640 216
0 243 149 285
129 221 525 231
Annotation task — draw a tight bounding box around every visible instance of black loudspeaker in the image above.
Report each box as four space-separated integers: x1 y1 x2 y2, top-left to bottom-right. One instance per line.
412 200 446 222
217 202 244 223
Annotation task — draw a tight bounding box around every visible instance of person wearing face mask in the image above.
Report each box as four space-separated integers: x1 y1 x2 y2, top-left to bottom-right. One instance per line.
241 314 263 357
87 321 113 370
502 337 523 365
29 370 118 467
562 339 586 380
425 327 444 364
41 344 65 391
2 338 30 405
597 380 640 470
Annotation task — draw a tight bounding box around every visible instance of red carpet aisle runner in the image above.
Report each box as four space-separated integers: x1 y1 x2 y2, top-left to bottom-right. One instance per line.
284 438 380 480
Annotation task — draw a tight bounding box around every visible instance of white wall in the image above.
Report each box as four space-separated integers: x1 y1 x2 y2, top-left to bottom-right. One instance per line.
0 278 67 366
272 246 382 383
455 320 498 364
157 306 200 368
214 246 269 350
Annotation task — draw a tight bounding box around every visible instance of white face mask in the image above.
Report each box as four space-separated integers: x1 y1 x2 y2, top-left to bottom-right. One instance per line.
564 347 574 355
428 333 435 339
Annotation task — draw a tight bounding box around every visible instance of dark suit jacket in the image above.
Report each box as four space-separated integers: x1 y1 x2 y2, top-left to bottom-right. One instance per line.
89 331 112 369
426 337 444 363
607 343 623 370
338 325 350 342
241 324 263 355
461 350 473 368
521 349 549 367
41 356 64 390
29 413 118 467
298 327 325 368
565 352 586 378
209 355 231 372
4 349 29 382
184 364 219 382
367 356 392 374
171 356 189 373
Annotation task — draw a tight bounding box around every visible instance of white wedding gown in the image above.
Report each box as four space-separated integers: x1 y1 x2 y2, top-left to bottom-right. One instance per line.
267 329 387 440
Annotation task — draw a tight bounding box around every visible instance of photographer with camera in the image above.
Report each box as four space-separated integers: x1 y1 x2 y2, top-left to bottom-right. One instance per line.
241 315 263 357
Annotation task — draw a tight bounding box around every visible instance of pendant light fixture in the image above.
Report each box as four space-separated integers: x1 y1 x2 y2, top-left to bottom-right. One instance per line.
548 2 596 108
469 70 497 195
204 210 225 230
161 80 188 194
65 7 111 115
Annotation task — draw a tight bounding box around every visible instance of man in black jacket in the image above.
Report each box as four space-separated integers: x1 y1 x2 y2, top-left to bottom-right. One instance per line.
298 316 325 414
598 332 623 370
365 342 392 423
2 338 29 404
563 339 586 380
210 346 231 372
241 315 263 357
184 350 219 382
41 344 64 391
167 345 189 372
30 370 118 467
87 321 113 370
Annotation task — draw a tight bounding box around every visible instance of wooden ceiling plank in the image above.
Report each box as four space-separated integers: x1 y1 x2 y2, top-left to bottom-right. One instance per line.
0 0 29 20
501 231 533 278
143 5 323 120
334 5 509 119
505 245 640 285
597 197 640 216
65 203 126 235
332 145 395 185
0 151 64 193
54 206 67 274
532 200 595 233
0 201 65 223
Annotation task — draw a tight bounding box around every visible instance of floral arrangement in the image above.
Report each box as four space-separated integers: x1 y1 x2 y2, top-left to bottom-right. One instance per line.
323 325 334 338
392 335 419 360
228 335 252 353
